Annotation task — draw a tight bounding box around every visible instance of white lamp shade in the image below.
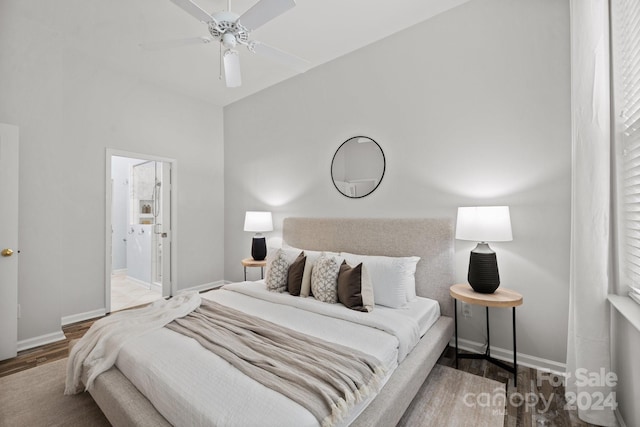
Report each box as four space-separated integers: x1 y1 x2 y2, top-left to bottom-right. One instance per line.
455 206 513 242
244 211 273 233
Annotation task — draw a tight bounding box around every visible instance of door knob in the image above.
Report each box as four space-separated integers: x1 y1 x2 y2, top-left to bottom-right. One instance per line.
1 248 14 257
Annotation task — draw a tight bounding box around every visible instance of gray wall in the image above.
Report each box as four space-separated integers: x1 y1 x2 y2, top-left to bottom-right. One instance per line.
224 0 571 366
0 2 225 343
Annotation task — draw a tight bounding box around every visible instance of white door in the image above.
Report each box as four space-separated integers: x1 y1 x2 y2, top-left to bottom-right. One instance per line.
0 124 19 361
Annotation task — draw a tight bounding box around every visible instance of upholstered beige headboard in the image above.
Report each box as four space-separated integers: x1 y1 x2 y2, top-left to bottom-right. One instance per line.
282 217 454 317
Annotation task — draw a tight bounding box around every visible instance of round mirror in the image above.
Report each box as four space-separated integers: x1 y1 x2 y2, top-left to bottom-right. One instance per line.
331 136 386 198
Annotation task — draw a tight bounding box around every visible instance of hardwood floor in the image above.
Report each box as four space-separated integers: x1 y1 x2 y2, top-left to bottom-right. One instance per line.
437 346 597 427
0 317 97 378
0 317 597 427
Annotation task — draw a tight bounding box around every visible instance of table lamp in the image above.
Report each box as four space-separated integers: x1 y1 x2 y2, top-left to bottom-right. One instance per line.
456 206 512 293
244 211 273 261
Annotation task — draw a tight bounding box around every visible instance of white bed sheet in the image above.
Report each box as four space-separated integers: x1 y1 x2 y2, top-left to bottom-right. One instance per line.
115 282 440 427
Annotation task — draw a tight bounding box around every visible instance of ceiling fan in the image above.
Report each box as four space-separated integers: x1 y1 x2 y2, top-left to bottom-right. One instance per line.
143 0 310 88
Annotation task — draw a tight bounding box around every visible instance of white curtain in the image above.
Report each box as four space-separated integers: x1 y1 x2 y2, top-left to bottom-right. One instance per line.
566 1 616 426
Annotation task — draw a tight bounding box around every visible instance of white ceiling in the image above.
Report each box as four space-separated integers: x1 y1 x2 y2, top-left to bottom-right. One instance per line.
58 0 471 106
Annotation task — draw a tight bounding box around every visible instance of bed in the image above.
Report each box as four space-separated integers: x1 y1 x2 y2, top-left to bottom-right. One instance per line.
76 217 455 427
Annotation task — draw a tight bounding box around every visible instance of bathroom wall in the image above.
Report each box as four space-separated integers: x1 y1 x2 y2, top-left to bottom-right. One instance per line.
111 156 144 271
126 224 153 285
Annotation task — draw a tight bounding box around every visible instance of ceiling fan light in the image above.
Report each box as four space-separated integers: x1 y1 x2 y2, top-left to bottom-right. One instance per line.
222 33 237 49
223 49 242 87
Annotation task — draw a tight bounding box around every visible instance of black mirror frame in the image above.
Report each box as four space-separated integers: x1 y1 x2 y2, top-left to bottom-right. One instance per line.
330 136 386 199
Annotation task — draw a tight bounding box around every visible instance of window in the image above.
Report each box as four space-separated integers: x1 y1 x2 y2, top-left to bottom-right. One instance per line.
612 0 640 303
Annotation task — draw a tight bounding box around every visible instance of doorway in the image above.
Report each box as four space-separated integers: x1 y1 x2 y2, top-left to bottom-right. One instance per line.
105 150 176 313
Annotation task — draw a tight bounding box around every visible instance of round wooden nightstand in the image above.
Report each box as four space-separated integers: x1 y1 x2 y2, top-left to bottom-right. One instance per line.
450 283 523 386
241 258 267 281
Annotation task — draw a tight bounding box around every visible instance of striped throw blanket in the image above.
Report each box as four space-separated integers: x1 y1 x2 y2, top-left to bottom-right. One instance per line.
166 300 385 427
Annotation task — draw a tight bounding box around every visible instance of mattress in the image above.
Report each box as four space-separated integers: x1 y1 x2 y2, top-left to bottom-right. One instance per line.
115 282 441 427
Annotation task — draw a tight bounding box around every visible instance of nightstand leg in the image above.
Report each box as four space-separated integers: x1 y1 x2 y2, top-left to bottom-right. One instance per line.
485 306 490 357
513 307 518 387
454 299 459 369
260 266 264 279
244 266 247 281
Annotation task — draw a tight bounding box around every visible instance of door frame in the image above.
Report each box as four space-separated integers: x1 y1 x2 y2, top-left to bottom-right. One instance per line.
0 123 19 360
105 148 178 312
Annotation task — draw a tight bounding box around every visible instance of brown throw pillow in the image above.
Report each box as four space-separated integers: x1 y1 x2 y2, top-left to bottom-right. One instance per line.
337 260 367 312
287 252 306 296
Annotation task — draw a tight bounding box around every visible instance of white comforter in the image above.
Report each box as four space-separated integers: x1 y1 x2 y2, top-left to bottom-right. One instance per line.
115 282 440 427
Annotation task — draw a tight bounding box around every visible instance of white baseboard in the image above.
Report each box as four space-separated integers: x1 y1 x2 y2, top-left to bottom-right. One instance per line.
17 330 66 352
121 276 162 293
451 337 566 374
111 268 127 276
126 276 152 289
177 280 226 294
61 308 107 326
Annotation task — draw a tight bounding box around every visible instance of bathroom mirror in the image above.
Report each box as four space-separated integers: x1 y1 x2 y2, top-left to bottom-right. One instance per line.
331 136 385 198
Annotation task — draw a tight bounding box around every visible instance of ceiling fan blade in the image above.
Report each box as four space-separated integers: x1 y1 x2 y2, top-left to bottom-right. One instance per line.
139 36 213 50
251 41 310 73
237 0 295 32
170 0 216 23
223 50 242 87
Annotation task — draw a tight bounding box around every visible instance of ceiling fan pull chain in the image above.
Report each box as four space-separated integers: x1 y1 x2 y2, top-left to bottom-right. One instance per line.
219 42 223 80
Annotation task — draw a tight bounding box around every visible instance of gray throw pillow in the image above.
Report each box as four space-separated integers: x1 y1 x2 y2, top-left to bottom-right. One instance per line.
265 250 290 292
311 254 340 303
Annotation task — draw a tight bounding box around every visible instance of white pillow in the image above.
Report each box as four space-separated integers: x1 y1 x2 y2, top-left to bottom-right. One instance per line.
360 264 375 312
285 247 340 297
340 252 420 308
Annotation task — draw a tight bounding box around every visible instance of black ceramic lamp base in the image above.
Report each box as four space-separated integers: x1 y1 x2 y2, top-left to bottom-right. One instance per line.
251 236 267 261
468 242 500 294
